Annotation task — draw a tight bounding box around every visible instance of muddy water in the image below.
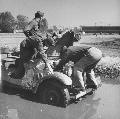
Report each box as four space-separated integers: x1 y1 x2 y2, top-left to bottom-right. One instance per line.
0 70 120 119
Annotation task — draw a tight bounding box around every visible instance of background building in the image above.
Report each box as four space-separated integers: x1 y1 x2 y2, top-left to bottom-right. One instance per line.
81 26 120 34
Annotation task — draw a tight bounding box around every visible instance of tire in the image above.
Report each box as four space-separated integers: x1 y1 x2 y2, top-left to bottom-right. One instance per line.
40 81 70 107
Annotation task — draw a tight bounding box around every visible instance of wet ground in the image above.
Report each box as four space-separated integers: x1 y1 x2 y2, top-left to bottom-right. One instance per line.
0 69 120 119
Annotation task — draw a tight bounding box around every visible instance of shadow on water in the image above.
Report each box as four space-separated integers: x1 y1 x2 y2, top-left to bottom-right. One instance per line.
0 82 42 105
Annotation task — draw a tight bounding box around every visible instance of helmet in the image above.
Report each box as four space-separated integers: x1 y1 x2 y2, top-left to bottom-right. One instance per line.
35 11 44 18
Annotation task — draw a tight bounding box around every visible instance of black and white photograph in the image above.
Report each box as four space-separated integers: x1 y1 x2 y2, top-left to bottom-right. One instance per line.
0 0 120 119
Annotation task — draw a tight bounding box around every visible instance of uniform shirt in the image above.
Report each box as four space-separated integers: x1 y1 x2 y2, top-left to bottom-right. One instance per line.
23 18 48 65
55 46 91 70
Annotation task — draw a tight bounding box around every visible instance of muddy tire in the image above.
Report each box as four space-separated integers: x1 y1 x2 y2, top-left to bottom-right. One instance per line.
39 81 70 107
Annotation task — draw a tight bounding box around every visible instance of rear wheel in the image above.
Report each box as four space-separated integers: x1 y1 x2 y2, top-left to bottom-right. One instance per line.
8 64 16 73
39 81 70 107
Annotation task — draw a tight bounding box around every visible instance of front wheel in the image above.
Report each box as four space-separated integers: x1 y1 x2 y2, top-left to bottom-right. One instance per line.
40 81 70 107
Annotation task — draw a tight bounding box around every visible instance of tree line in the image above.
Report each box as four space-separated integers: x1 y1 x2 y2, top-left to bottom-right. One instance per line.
0 11 48 33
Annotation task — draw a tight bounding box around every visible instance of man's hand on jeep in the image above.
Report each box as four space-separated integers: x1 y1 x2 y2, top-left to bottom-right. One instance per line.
45 63 53 75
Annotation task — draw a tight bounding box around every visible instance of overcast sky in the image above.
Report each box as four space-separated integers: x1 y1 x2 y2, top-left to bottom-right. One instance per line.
0 0 120 27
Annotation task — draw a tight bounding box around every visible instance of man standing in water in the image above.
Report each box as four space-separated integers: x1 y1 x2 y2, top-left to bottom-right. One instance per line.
10 11 53 79
55 46 102 92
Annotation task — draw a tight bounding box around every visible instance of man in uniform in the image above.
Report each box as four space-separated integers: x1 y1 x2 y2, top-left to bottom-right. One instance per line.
10 11 53 79
55 46 102 92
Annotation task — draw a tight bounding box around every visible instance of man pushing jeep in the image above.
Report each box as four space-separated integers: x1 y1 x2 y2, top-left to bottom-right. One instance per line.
55 45 103 93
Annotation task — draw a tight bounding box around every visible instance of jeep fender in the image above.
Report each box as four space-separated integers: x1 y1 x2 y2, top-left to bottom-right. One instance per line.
41 71 72 86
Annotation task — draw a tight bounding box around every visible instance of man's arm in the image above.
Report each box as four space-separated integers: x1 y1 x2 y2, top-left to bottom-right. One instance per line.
55 52 69 70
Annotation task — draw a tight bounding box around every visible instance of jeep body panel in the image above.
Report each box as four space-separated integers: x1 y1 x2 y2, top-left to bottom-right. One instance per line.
41 72 72 86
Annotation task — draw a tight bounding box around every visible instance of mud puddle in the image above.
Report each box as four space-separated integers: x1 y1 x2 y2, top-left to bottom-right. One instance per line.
0 75 120 119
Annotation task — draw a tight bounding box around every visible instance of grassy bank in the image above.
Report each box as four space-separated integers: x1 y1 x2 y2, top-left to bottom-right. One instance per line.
95 56 120 80
91 37 120 81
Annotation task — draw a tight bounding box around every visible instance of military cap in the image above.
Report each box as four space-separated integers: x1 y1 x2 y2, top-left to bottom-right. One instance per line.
35 11 44 18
